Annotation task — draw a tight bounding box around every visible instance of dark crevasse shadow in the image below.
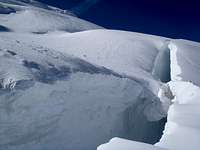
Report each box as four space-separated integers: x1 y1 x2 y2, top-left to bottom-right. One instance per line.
122 93 167 144
152 41 171 83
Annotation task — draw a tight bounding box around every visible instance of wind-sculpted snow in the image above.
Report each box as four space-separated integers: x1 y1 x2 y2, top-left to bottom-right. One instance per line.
0 0 74 13
2 28 200 150
16 30 169 94
0 36 122 88
0 72 166 150
0 33 168 150
0 27 174 150
0 0 102 33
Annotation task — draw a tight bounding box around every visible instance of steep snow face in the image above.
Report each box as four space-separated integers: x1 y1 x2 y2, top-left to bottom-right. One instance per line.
169 40 200 86
0 0 102 33
156 81 200 150
154 40 200 150
96 37 200 150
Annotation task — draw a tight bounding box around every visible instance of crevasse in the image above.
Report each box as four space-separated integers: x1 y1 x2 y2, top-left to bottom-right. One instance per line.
98 40 200 150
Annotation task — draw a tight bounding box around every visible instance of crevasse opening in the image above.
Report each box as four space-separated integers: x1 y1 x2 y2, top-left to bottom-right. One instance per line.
137 40 174 144
152 41 171 83
122 96 168 144
116 41 174 145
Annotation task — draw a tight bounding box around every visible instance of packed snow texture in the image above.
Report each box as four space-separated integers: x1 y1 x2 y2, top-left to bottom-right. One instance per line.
156 81 200 150
169 40 200 86
97 138 167 150
0 0 102 33
11 30 168 94
100 39 200 150
0 32 167 150
0 0 200 150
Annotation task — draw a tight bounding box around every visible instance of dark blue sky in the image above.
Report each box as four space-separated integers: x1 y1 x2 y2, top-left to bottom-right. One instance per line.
38 0 200 42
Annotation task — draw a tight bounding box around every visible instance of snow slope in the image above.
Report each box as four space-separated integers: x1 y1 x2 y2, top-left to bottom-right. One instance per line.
0 30 167 150
7 30 169 94
1 0 200 150
0 0 102 33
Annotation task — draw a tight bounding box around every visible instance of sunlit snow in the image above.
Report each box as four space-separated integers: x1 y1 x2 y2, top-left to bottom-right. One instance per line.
0 0 200 150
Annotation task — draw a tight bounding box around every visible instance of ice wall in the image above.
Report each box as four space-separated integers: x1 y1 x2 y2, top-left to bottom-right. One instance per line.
156 81 200 150
98 39 200 150
168 40 200 86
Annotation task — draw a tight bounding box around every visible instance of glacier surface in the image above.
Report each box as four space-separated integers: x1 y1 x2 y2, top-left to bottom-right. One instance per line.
0 0 200 150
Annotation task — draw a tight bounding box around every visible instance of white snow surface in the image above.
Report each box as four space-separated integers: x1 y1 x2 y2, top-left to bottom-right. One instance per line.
97 138 167 150
156 81 200 150
0 30 167 150
6 30 168 94
0 0 102 33
169 40 200 86
1 1 200 150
